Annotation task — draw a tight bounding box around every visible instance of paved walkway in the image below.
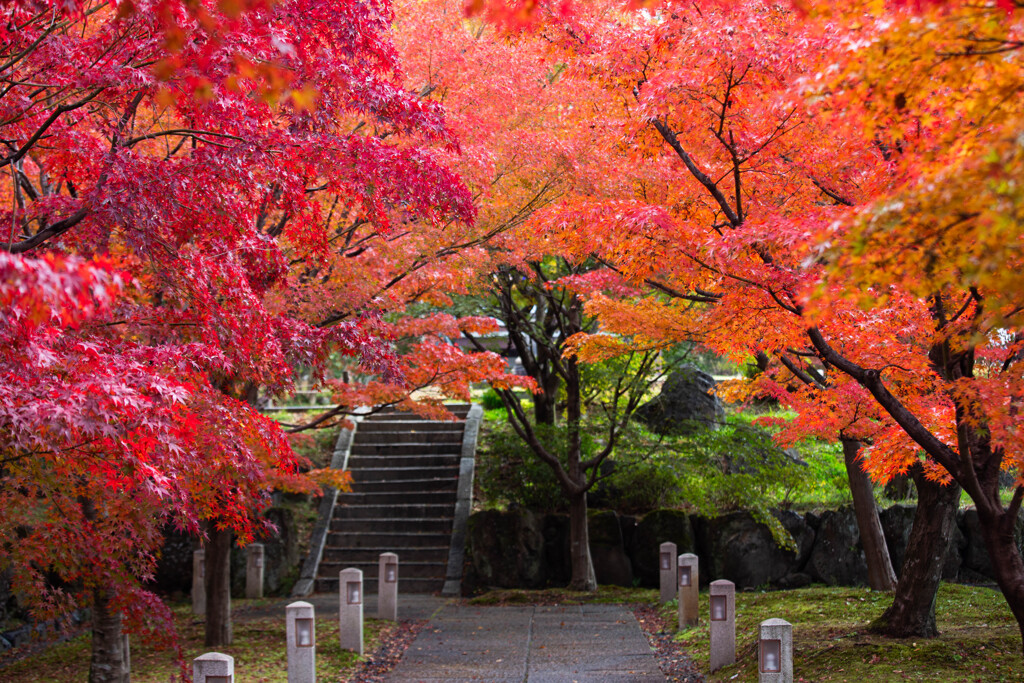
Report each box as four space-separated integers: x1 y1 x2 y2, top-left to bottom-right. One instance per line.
386 603 666 682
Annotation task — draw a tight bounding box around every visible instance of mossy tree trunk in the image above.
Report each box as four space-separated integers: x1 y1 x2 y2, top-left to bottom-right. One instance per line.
842 438 897 591
870 462 959 637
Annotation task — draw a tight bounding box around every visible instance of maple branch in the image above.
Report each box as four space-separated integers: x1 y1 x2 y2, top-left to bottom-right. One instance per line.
593 256 720 302
283 404 347 433
122 129 245 148
650 117 740 227
805 326 961 477
811 179 854 207
495 385 580 494
6 206 87 253
780 353 824 390
2 87 104 166
1008 484 1024 524
0 11 62 76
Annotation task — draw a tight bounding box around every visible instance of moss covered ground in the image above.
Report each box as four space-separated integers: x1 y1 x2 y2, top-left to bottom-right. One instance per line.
0 600 395 682
665 583 1021 682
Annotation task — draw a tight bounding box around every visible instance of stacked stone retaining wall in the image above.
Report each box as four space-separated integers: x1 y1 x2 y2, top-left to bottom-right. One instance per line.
463 505 1024 593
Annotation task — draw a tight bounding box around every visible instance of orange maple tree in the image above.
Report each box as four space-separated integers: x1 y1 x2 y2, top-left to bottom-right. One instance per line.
515 0 1024 647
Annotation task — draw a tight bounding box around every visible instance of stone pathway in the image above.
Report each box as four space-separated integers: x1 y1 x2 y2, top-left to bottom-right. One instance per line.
386 603 666 682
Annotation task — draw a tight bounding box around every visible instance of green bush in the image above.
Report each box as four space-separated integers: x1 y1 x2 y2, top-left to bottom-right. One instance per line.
475 408 850 543
480 387 505 411
475 421 573 511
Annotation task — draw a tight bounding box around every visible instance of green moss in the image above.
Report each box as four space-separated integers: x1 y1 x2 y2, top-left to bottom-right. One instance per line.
665 583 1020 682
0 602 394 682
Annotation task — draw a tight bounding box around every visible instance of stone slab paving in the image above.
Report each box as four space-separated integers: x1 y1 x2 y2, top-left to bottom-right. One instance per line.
386 603 666 682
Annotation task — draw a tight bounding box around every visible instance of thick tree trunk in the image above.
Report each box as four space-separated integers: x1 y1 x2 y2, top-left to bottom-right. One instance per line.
89 588 129 683
567 490 597 591
204 527 233 647
842 438 896 591
870 464 960 638
976 502 1024 654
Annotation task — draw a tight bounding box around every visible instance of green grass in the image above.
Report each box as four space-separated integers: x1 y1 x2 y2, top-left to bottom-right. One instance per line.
666 583 1021 682
0 601 395 682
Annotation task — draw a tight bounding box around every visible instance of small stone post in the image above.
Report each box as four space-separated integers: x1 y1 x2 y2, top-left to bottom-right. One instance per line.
193 652 233 683
709 579 736 672
659 541 677 604
677 553 699 628
286 600 316 683
192 548 205 615
378 552 398 621
246 543 265 599
759 618 793 683
339 568 364 655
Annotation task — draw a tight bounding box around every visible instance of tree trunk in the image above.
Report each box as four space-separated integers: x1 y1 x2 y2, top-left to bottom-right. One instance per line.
533 364 558 426
563 343 596 591
89 588 129 683
870 463 960 638
204 527 233 647
976 502 1024 654
567 490 597 591
842 438 896 591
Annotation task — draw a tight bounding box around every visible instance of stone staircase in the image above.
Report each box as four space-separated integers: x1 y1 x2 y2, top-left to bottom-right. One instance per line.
313 404 473 595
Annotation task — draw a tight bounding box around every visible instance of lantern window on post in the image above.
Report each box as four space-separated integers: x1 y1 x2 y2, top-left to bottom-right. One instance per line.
384 562 397 583
660 551 671 570
295 617 314 647
678 565 691 587
760 638 781 673
710 595 727 621
346 581 362 605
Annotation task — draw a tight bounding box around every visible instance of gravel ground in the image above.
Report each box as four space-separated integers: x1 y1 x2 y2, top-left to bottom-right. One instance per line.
632 603 705 682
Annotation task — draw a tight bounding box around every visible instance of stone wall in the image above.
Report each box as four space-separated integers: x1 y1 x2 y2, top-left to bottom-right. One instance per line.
462 505 1024 593
149 505 301 599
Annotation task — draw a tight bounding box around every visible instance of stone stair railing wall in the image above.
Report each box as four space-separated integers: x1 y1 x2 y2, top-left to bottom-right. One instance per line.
295 404 479 597
463 505 1024 594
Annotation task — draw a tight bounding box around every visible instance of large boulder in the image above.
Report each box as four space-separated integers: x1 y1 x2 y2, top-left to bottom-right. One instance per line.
465 509 546 590
879 503 965 581
693 510 814 589
542 514 572 587
807 507 868 586
631 509 696 587
149 525 196 597
958 508 1024 583
588 511 634 587
635 366 724 435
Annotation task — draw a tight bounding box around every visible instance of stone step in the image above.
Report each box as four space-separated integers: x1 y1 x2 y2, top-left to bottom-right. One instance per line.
326 531 453 548
329 517 454 534
358 420 465 433
333 503 454 520
319 560 447 580
322 546 450 563
350 443 462 456
338 491 457 506
347 454 460 470
355 429 464 444
349 478 458 493
373 404 470 417
350 466 459 482
314 575 445 594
